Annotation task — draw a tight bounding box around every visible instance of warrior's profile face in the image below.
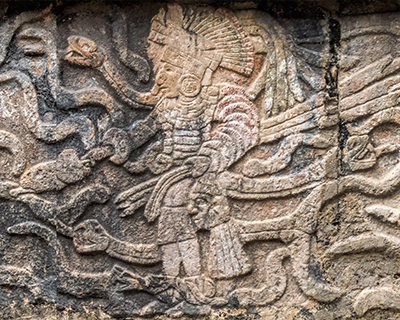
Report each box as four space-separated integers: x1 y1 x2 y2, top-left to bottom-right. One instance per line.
151 62 182 98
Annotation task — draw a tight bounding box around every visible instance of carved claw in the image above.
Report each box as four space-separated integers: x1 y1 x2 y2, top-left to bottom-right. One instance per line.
111 265 143 291
73 219 110 253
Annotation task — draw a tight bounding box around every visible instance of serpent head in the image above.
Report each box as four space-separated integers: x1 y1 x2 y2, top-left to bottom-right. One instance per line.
73 219 110 253
65 36 105 68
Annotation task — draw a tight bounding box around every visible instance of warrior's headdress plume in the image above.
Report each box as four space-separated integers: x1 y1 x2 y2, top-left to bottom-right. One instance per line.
147 4 255 85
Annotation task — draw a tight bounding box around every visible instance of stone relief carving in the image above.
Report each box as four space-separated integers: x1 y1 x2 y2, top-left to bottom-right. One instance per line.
1 2 400 319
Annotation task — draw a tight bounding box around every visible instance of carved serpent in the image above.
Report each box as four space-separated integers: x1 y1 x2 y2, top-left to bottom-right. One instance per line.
65 35 158 108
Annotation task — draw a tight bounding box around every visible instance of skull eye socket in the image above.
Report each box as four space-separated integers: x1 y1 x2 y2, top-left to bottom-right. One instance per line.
17 41 46 56
17 34 46 57
23 45 46 56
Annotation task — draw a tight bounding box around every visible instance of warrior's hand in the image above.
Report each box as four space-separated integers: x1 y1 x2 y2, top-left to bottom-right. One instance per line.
115 177 159 218
73 219 110 253
183 156 210 178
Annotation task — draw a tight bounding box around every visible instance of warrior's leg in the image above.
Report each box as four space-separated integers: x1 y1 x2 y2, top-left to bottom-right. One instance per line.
179 238 201 277
161 243 182 277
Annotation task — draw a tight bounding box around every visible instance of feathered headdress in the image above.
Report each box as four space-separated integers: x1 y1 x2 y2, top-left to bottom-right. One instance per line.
148 4 254 81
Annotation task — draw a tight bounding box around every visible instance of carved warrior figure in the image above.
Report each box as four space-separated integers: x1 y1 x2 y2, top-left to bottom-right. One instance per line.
67 4 257 282
123 5 257 280
63 4 345 310
0 3 344 316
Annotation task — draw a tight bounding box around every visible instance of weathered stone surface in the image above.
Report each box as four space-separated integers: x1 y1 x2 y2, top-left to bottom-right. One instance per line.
2 0 400 319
